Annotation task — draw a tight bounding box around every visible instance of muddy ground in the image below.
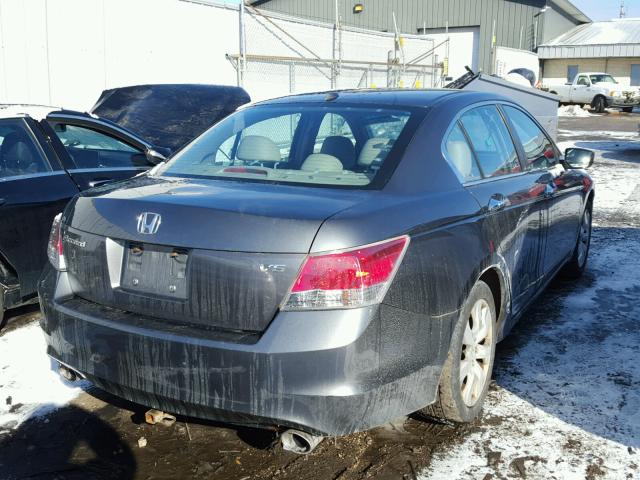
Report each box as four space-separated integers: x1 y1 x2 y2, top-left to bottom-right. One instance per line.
0 112 639 480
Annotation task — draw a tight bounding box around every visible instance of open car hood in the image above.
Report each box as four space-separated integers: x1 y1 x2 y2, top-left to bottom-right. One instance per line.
90 84 250 152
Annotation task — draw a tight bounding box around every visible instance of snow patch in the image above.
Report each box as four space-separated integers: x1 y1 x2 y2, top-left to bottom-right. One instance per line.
558 105 592 117
0 322 87 431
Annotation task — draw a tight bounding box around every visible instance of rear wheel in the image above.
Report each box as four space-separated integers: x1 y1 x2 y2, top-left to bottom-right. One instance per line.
0 289 5 330
592 96 607 113
562 205 592 278
420 281 496 423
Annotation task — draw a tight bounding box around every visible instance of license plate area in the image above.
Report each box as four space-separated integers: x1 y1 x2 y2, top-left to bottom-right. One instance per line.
121 243 189 299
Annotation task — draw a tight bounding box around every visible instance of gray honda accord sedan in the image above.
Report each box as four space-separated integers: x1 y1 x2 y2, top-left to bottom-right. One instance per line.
38 89 594 453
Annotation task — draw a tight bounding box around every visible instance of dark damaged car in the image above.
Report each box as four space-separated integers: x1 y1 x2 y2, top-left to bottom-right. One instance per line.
38 90 595 453
0 84 249 323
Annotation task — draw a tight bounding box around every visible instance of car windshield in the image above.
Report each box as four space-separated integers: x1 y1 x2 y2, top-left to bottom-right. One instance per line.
589 74 617 84
154 104 416 188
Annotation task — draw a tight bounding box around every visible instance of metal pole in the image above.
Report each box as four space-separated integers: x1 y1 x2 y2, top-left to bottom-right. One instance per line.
238 1 246 87
491 19 496 74
332 0 340 89
445 20 450 84
519 25 524 50
289 62 295 93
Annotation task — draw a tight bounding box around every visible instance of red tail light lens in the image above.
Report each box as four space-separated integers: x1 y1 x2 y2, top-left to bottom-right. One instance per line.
282 236 409 310
47 213 67 271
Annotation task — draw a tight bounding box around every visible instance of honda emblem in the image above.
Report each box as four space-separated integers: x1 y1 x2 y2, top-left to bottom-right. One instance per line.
137 212 162 235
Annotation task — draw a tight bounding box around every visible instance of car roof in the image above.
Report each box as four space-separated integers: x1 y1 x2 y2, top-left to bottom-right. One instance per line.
250 88 509 109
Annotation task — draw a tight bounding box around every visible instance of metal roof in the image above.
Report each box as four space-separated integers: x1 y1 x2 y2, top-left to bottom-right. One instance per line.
539 18 640 59
549 0 591 24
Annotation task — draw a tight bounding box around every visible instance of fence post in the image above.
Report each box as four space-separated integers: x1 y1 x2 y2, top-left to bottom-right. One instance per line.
238 1 246 87
289 61 295 93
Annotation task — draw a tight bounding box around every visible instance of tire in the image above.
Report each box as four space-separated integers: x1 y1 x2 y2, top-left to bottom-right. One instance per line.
562 204 592 279
420 281 497 423
592 96 606 113
0 289 5 331
622 107 634 113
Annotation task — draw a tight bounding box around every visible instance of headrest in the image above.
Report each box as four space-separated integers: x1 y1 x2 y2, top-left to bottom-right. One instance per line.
301 153 343 172
1 131 35 171
321 136 356 169
358 138 391 167
447 140 474 180
236 135 281 163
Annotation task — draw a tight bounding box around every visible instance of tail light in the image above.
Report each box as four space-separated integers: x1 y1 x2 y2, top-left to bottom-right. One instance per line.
47 213 67 271
282 236 409 311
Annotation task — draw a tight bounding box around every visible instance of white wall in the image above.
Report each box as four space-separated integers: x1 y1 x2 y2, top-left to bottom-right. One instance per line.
0 0 478 110
0 0 239 110
542 57 640 87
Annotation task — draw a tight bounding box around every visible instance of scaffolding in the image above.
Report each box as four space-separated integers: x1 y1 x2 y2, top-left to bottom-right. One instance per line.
227 3 449 99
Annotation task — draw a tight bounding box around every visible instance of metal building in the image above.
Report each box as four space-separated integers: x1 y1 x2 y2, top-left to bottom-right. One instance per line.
539 18 640 87
249 0 590 74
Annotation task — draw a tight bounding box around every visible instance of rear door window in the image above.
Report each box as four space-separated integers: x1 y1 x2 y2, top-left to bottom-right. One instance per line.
443 123 482 182
459 106 521 178
0 119 52 179
49 123 147 168
503 106 558 170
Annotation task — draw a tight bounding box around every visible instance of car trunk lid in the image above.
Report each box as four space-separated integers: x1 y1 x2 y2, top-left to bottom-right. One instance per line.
62 177 366 333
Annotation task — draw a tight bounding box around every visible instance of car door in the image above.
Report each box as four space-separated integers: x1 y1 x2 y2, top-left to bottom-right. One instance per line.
572 75 592 103
42 114 154 191
445 104 549 316
502 105 584 277
0 117 79 300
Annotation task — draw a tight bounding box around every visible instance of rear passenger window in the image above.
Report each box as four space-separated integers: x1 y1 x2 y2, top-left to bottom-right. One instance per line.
0 119 52 179
444 123 481 182
503 106 558 170
460 106 521 178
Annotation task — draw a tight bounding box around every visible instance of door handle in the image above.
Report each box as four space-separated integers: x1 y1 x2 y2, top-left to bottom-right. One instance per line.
487 194 509 212
88 179 114 188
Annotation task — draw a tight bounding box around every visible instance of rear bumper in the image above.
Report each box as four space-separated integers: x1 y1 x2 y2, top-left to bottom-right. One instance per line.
38 266 456 436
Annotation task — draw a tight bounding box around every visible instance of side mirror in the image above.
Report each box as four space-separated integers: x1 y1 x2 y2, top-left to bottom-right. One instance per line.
145 148 169 165
564 148 594 169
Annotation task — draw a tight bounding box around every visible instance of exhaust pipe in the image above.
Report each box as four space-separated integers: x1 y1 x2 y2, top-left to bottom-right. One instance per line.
280 429 323 454
58 363 81 382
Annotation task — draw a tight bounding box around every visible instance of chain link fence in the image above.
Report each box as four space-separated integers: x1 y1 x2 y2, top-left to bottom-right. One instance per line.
228 6 446 100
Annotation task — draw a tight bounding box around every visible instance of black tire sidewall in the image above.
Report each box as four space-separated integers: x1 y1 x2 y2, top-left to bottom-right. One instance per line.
445 281 497 422
0 288 5 328
593 96 605 113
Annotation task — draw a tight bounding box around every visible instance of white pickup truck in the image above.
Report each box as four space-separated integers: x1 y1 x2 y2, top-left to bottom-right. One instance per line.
547 72 640 113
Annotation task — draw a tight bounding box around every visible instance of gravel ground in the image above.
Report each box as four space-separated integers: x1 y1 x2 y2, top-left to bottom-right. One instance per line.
0 113 639 480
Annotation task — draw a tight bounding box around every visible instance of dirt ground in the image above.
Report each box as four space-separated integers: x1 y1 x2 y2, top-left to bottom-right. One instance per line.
1 111 639 480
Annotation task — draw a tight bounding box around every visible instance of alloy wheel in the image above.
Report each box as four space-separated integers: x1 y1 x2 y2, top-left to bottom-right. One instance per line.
577 209 591 267
460 298 493 407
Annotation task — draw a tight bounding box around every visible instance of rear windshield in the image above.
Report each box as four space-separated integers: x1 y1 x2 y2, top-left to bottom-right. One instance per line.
154 104 417 188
